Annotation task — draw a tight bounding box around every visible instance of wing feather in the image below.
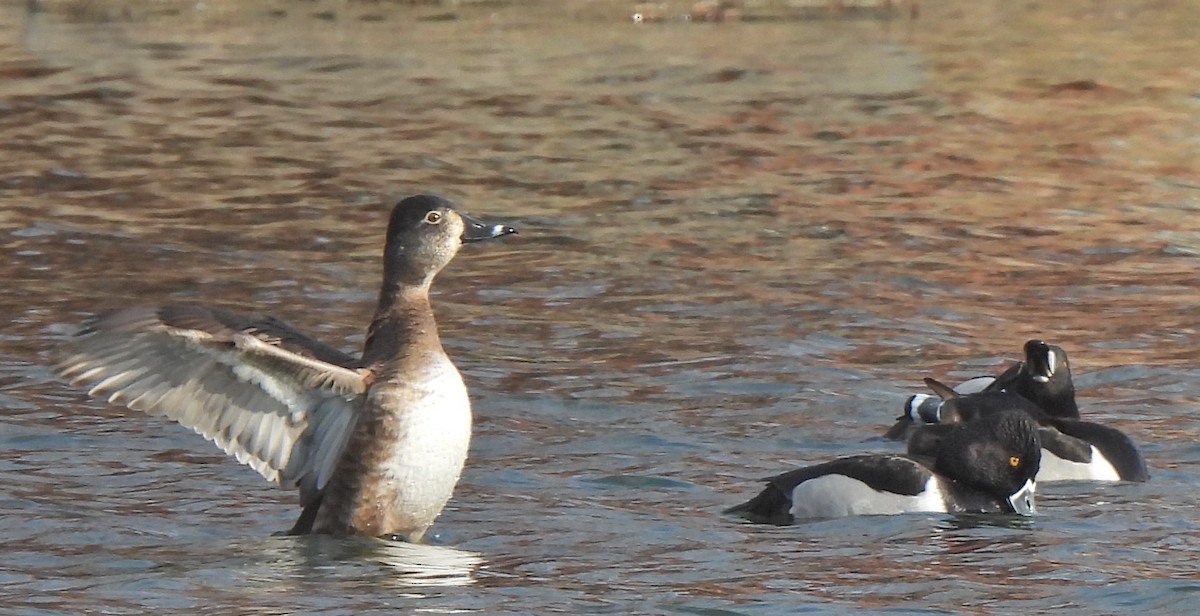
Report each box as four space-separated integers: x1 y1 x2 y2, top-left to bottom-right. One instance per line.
54 305 368 502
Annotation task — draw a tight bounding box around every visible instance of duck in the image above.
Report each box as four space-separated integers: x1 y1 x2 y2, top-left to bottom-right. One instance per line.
53 194 517 541
896 340 1079 433
992 339 1079 418
725 409 1040 525
903 379 1149 483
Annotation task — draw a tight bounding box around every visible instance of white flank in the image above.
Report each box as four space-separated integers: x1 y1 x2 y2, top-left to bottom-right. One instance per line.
954 376 995 395
1038 447 1120 482
789 475 947 519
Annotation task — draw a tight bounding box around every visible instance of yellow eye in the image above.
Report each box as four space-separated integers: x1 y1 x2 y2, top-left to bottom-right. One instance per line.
424 211 443 224
1009 456 1021 468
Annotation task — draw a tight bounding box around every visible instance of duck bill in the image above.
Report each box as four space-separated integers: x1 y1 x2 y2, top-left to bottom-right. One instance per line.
1025 341 1055 383
1007 478 1037 515
460 213 518 243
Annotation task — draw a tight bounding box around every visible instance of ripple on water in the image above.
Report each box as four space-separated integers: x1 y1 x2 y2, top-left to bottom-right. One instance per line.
3 0 1200 613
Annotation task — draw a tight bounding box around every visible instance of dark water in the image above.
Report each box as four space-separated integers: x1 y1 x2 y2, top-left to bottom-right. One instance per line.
3 0 1200 612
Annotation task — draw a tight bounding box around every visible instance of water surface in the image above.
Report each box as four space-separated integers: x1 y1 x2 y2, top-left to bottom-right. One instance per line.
3 0 1200 613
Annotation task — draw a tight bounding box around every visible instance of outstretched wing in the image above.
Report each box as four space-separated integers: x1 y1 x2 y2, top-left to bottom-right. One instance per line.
53 305 371 506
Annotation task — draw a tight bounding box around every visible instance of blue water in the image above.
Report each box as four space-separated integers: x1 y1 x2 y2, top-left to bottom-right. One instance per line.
3 0 1200 613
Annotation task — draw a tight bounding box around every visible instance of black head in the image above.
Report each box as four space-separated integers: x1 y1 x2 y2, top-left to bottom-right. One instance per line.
1022 340 1064 383
1016 339 1079 419
933 409 1041 513
906 423 956 460
381 194 516 288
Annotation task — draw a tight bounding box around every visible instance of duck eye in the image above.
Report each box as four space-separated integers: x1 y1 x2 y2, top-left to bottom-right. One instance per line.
424 211 443 224
1009 456 1021 468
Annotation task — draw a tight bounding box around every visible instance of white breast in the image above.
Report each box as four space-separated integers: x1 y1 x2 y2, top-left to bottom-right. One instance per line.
369 356 474 521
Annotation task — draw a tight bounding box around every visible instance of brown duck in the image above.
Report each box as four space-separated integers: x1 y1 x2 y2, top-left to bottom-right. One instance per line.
54 195 516 541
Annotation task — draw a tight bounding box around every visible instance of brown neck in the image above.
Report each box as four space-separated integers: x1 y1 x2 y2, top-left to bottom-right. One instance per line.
361 284 440 367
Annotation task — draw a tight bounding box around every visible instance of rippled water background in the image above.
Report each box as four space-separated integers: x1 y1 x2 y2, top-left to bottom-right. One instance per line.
3 0 1200 612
